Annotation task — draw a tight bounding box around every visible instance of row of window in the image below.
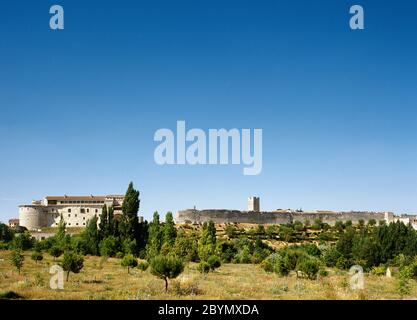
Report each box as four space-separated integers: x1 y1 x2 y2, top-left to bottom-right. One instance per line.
58 200 105 204
67 208 99 213
55 222 86 226
67 214 87 220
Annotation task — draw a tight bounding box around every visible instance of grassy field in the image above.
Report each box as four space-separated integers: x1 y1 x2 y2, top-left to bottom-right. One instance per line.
0 250 415 300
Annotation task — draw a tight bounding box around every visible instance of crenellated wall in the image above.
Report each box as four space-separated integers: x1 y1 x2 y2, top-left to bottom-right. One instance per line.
176 209 393 225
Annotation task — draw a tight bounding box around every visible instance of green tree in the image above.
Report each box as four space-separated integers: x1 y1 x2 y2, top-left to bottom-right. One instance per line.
31 251 43 264
10 250 24 274
312 218 323 230
49 246 63 260
82 216 100 255
256 225 265 235
225 225 237 238
198 221 217 261
163 212 177 246
107 205 115 236
99 236 120 257
172 231 199 262
207 255 221 271
11 231 33 250
368 219 376 227
0 223 14 242
150 255 185 292
278 225 293 242
146 211 163 258
62 252 84 281
56 215 66 244
98 204 108 238
121 254 138 273
198 261 210 275
121 182 140 241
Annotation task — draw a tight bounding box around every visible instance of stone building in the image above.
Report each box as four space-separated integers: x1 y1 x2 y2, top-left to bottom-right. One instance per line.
248 196 260 212
19 194 125 230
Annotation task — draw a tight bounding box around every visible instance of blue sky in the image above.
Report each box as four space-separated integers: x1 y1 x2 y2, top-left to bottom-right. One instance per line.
0 0 416 223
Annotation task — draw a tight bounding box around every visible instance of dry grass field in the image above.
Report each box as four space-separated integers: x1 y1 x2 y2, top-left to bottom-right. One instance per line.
0 250 415 300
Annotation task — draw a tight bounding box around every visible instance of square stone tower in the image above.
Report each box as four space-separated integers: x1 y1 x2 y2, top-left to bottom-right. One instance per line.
248 196 260 212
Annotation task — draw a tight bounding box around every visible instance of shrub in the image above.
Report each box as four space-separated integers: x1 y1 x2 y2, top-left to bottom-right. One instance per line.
207 255 221 271
121 254 138 273
11 232 33 250
318 269 328 277
336 257 350 270
115 252 124 259
396 268 412 297
99 236 119 257
49 246 63 260
224 225 237 238
323 246 342 267
138 261 149 271
297 257 320 280
31 251 43 264
370 265 386 276
150 255 185 292
198 261 210 274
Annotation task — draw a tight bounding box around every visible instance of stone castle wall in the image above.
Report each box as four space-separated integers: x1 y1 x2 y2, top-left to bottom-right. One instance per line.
176 209 391 225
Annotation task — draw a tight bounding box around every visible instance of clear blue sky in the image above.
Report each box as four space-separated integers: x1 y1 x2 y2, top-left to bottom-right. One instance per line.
0 0 416 223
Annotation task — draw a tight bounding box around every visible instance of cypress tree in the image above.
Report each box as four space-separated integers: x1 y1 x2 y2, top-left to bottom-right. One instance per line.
99 204 108 238
121 182 140 241
163 212 177 246
108 205 115 236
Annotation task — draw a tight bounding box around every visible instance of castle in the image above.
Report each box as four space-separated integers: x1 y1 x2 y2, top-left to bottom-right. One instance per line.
19 194 125 230
176 197 417 228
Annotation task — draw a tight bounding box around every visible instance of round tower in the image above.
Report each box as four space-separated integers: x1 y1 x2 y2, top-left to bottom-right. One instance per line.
19 205 43 230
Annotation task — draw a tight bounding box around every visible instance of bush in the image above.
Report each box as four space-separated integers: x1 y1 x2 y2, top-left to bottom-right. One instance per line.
150 255 185 292
198 261 210 274
31 251 43 264
336 257 350 270
370 265 386 276
323 246 342 267
297 257 320 280
224 225 237 238
318 269 328 277
99 236 119 257
138 261 149 271
207 255 221 271
261 253 283 274
115 252 124 259
11 232 33 250
49 246 63 260
121 254 138 273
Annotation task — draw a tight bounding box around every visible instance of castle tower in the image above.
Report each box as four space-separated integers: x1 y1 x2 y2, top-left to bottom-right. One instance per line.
248 196 260 212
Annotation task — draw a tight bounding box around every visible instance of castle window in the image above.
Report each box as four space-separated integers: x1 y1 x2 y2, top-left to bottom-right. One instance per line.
95 209 98 213
68 214 71 217
68 209 71 213
80 209 85 213
76 223 78 226
86 209 89 213
75 214 77 217
83 223 86 226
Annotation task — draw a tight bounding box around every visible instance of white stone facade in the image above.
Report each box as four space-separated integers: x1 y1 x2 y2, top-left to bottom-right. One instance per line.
19 195 124 230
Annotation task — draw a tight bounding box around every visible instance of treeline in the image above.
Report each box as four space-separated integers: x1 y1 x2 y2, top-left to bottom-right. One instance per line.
3 189 417 284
